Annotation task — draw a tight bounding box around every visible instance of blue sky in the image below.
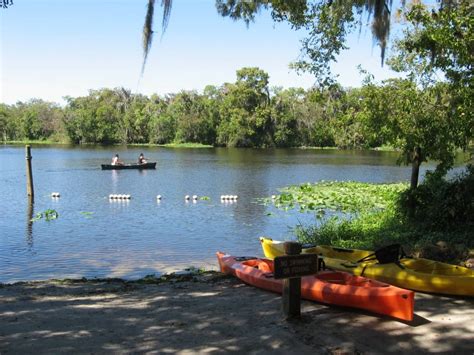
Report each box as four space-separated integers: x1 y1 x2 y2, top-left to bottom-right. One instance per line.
1 0 403 105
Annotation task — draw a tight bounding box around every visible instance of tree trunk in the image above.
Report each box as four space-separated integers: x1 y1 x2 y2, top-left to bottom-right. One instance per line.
410 147 421 190
408 146 422 218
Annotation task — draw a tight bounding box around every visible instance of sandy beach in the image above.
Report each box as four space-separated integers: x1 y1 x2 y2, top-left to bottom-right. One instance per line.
1 271 473 354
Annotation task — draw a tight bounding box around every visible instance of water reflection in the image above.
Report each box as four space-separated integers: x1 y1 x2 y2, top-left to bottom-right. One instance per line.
232 167 268 230
111 170 119 188
26 201 34 248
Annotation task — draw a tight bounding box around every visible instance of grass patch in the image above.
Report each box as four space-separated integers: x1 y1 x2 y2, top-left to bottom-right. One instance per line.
160 142 213 148
3 139 69 145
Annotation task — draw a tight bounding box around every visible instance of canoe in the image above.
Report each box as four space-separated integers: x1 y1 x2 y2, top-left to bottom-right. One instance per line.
260 237 474 296
217 252 414 321
101 162 156 170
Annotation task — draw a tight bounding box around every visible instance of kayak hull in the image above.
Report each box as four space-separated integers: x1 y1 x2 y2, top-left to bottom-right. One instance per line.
101 162 156 170
260 237 474 296
217 252 414 321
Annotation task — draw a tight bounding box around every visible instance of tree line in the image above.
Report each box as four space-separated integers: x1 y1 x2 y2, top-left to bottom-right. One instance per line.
0 66 364 147
1 65 472 188
1 66 469 151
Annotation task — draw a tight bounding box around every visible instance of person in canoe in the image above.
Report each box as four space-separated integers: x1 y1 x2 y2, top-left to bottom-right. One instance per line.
111 154 124 166
138 153 148 165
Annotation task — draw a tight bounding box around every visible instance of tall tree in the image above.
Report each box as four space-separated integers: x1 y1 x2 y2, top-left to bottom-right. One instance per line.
360 78 458 190
388 0 473 159
218 67 272 147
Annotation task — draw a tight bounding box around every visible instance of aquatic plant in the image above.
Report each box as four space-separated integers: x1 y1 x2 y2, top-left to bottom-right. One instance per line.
31 209 59 222
268 181 408 215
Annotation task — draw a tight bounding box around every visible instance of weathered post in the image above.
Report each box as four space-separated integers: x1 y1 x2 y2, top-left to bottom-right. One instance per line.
25 145 34 202
282 242 302 318
274 242 318 320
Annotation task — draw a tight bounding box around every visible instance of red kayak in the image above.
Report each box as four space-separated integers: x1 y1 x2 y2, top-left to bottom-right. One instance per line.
217 252 414 321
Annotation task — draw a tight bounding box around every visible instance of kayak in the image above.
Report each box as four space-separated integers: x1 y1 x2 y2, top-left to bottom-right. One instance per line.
217 252 414 321
260 237 474 296
101 162 156 170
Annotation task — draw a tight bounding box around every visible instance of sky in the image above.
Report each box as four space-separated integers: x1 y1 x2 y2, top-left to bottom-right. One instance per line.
1 0 404 105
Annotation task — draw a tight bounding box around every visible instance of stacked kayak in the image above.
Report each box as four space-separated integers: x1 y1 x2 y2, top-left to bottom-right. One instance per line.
217 252 414 321
260 237 474 296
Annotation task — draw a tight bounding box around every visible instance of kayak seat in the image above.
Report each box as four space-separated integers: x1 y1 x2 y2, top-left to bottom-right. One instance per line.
357 244 407 264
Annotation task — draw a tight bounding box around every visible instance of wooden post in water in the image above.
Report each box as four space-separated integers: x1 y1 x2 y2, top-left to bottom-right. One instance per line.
25 145 34 202
282 242 302 319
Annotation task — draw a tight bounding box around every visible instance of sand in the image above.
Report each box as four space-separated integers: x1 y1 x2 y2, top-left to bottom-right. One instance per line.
1 272 473 354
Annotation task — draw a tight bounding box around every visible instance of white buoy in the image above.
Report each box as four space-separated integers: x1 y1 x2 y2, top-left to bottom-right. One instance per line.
271 195 276 200
156 195 162 200
125 194 131 199
185 195 190 201
234 195 239 200
51 192 60 198
192 195 198 200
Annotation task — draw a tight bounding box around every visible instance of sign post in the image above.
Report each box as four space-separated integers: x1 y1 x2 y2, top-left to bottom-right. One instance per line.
274 242 319 319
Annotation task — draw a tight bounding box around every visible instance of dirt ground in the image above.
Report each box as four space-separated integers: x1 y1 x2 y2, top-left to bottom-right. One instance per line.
1 272 473 354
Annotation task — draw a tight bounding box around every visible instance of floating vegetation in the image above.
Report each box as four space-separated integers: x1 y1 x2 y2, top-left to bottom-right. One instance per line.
265 181 408 215
31 209 59 222
199 196 210 201
80 211 94 219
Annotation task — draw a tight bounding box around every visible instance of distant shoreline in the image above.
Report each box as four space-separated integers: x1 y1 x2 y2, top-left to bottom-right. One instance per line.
2 140 396 151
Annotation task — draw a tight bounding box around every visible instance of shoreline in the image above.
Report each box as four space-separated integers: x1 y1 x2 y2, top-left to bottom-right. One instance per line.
1 270 473 354
2 141 386 151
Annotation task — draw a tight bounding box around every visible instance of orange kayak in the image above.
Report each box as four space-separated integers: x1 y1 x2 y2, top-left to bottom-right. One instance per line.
217 252 414 321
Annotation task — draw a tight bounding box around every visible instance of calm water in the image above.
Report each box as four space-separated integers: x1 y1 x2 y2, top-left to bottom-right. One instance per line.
0 145 462 283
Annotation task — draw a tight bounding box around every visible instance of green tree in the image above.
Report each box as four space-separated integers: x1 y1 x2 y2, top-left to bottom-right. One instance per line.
8 100 65 141
65 89 122 144
0 104 12 141
147 94 175 144
361 78 456 189
389 0 473 159
218 67 272 147
123 94 152 144
270 87 305 147
168 91 216 144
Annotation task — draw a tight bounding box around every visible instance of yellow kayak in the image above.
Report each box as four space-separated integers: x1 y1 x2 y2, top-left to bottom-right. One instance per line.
260 237 474 296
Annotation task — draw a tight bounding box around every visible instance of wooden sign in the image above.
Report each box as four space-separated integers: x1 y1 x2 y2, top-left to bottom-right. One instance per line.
274 254 319 279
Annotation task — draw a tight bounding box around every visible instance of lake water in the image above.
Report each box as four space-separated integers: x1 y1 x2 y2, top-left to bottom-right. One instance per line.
0 145 465 283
